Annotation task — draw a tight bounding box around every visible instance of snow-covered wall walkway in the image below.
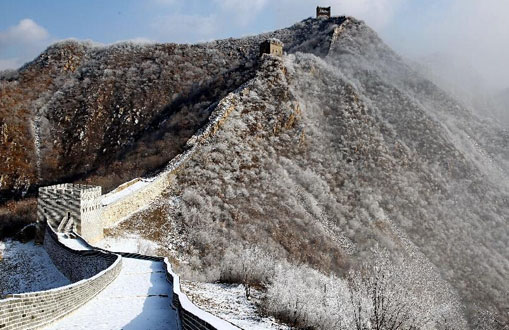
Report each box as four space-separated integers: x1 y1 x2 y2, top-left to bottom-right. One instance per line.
0 227 122 330
65 235 240 330
45 258 177 330
1 227 237 330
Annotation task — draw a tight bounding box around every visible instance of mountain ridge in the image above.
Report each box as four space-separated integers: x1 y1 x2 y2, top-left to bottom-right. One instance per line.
0 16 347 201
1 16 509 328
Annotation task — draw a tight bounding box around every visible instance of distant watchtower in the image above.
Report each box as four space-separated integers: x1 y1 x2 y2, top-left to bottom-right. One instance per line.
259 39 284 57
316 6 331 18
37 184 103 243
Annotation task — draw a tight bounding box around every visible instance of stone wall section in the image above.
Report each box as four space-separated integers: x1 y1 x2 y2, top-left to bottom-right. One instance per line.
164 259 239 330
38 184 82 233
71 235 239 330
43 226 116 282
101 172 172 228
80 187 103 243
0 227 236 330
38 184 103 243
102 90 241 229
0 227 121 330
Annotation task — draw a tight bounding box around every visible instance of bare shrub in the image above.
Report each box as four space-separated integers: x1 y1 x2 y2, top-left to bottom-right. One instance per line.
220 246 276 287
0 199 37 239
348 267 424 330
471 310 509 330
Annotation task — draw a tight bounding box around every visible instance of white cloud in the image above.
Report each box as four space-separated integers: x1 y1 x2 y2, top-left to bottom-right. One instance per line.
0 19 51 70
150 0 179 8
327 0 405 29
114 37 155 45
272 0 404 31
424 0 509 90
152 0 176 4
0 58 23 71
373 0 509 91
0 18 49 47
214 0 269 26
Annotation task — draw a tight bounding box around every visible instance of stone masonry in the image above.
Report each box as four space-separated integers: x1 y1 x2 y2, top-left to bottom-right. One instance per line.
38 184 103 243
316 6 331 18
43 227 117 282
101 174 172 229
0 226 121 330
102 87 240 229
259 39 284 57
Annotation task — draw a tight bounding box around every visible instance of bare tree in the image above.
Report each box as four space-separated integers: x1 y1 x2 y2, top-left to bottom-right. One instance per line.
348 265 427 330
472 310 509 330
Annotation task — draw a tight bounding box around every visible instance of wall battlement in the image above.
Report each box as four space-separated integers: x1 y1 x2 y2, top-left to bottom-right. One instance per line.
259 38 284 57
40 183 100 193
0 226 121 330
316 6 331 18
38 184 103 243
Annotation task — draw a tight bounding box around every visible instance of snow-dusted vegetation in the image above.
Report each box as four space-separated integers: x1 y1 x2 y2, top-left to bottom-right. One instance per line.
181 280 289 330
0 17 345 199
0 17 347 240
2 15 509 329
110 19 509 328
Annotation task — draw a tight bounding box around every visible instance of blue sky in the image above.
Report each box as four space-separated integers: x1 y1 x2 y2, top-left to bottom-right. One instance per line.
1 0 509 89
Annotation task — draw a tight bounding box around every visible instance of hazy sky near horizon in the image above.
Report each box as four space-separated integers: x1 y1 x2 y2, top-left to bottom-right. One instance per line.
1 0 509 90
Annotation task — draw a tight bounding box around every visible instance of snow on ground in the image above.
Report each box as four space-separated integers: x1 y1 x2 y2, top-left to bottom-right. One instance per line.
0 240 70 296
96 234 161 255
101 179 152 206
57 233 91 251
100 205 290 329
181 281 291 330
45 258 177 330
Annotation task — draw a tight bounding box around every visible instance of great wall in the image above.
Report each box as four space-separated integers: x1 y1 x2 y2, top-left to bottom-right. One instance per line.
0 226 122 330
0 60 248 330
0 223 239 330
101 86 240 236
0 12 352 329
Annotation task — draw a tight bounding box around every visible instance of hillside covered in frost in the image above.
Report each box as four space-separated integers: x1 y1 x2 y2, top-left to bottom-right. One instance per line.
0 17 344 200
109 18 509 329
2 15 509 329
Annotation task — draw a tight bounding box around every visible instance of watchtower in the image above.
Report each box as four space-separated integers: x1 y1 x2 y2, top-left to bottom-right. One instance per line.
316 6 331 18
37 184 103 243
259 39 284 57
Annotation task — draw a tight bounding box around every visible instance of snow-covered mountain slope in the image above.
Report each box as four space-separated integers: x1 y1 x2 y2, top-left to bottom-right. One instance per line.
324 18 509 325
0 17 346 199
111 18 509 329
3 15 508 329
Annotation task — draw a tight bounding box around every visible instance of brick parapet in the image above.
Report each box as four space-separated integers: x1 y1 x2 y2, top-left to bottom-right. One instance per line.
70 232 239 330
101 172 173 228
163 259 239 330
0 227 121 330
43 226 116 282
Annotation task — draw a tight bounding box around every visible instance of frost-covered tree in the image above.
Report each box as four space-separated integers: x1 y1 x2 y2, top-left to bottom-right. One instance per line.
105 18 508 329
